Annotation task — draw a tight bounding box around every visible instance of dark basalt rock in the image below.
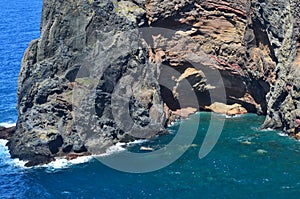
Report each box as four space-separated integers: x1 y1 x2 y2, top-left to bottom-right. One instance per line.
48 134 63 154
24 155 53 167
0 126 15 140
10 0 166 166
8 0 300 166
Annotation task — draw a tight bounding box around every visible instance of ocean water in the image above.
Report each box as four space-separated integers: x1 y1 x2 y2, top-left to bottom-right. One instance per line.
0 0 42 125
1 0 300 198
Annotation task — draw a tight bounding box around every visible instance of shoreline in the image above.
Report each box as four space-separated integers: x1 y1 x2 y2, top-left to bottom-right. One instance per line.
0 113 290 172
0 111 287 168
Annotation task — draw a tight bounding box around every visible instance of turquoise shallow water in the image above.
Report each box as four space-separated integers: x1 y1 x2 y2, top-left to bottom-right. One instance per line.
1 0 300 198
2 113 300 198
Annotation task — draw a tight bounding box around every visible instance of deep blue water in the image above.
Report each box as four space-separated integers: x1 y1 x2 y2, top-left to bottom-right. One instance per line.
0 0 42 124
1 0 300 198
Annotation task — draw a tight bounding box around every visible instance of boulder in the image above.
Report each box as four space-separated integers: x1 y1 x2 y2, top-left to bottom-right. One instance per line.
172 107 198 118
205 102 247 115
226 106 248 116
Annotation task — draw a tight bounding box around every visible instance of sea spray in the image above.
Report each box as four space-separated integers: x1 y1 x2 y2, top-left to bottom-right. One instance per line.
0 122 15 128
0 139 28 168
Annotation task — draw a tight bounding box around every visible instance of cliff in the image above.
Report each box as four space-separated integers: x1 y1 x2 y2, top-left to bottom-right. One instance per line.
247 0 300 136
3 0 299 166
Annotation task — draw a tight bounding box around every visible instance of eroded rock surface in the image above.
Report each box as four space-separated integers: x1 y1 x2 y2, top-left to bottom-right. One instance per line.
10 0 166 166
250 0 300 136
205 102 247 115
146 0 300 135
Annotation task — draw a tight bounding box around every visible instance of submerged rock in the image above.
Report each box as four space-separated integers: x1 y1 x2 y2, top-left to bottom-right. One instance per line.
256 149 268 155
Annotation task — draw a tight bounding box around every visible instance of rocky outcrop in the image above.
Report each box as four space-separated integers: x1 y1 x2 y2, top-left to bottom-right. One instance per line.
0 126 15 140
146 0 299 135
9 0 300 166
148 0 254 112
10 0 166 166
205 102 247 116
247 0 300 136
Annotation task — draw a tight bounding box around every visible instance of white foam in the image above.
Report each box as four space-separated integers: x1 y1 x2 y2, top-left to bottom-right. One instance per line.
225 114 241 118
167 119 181 127
127 139 148 146
96 142 126 157
0 139 28 169
94 139 150 158
259 127 276 132
0 122 16 128
167 122 174 127
1 138 93 170
41 156 93 170
278 132 288 137
250 126 276 132
0 138 148 170
168 129 176 134
0 139 8 146
12 158 28 168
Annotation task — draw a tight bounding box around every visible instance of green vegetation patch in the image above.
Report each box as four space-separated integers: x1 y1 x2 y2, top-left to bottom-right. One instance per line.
115 1 145 23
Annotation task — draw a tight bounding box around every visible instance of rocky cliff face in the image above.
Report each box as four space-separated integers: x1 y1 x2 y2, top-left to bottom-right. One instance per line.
247 0 300 136
6 0 300 166
9 0 167 166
